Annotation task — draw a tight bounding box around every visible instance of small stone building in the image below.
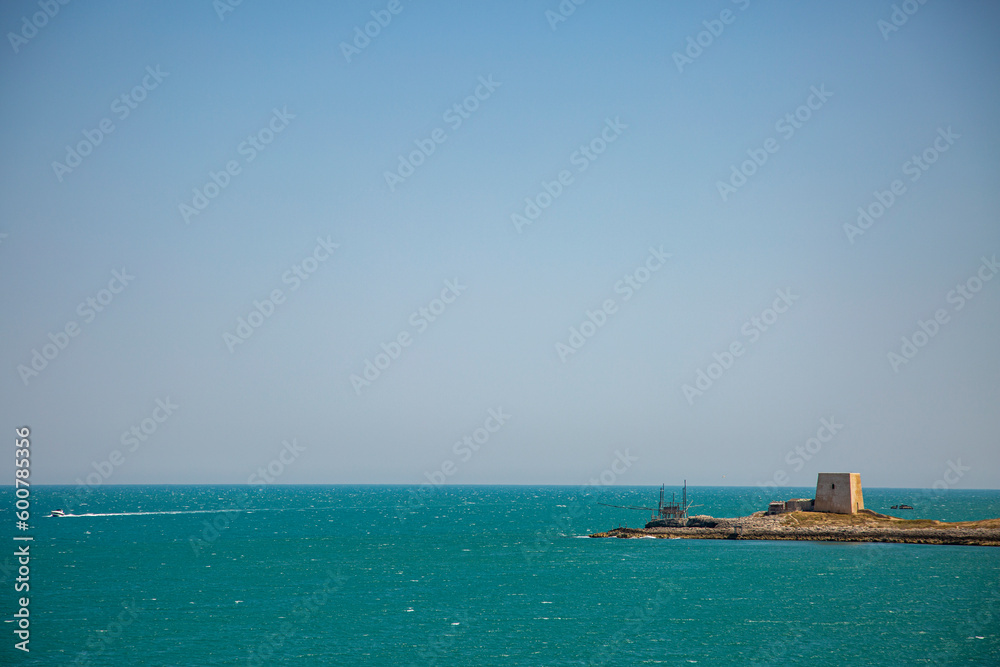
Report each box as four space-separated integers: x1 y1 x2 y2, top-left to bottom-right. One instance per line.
766 498 814 515
814 472 864 514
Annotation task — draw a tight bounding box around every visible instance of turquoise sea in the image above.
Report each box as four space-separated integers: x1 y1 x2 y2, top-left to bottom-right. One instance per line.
3 485 999 665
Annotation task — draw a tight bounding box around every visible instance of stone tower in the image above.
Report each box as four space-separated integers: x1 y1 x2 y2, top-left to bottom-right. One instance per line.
814 473 864 514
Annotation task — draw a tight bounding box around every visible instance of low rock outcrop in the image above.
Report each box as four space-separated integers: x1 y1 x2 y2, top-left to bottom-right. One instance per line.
595 511 1000 546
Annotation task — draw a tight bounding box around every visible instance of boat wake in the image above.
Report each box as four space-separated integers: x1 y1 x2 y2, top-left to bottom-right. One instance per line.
46 505 358 518
49 508 287 518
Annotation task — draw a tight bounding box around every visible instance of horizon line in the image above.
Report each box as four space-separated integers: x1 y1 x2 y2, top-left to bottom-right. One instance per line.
7 482 999 491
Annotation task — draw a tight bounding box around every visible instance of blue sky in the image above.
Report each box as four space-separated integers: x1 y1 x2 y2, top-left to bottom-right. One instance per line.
2 0 998 490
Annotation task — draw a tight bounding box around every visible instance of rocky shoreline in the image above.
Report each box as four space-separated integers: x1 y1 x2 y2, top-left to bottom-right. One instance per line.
590 510 1000 547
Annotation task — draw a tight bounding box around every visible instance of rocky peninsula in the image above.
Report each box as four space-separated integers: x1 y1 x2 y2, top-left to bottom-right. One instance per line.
590 510 1000 547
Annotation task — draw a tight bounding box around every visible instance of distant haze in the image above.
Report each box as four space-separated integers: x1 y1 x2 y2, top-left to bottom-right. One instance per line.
1 1 998 489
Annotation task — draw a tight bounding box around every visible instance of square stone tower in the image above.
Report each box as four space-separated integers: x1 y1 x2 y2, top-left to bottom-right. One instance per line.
814 473 864 514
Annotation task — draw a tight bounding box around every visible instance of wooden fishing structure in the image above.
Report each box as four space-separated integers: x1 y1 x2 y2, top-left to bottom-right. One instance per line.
599 481 696 523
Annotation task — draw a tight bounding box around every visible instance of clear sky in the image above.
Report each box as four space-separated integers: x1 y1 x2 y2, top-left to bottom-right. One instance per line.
2 0 998 490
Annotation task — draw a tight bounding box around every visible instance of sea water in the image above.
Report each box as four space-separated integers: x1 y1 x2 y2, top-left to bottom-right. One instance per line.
3 485 998 665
